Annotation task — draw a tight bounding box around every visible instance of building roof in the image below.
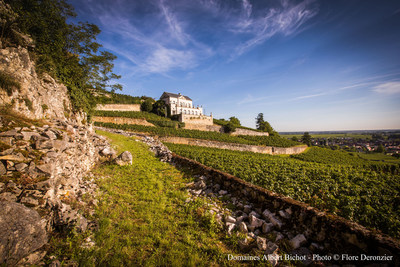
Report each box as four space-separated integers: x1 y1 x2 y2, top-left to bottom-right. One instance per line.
161 92 192 101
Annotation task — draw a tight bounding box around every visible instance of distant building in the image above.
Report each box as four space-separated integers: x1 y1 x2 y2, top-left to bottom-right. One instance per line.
160 92 203 116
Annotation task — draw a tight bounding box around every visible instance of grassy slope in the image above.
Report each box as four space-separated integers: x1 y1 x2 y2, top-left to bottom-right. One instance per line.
49 130 246 266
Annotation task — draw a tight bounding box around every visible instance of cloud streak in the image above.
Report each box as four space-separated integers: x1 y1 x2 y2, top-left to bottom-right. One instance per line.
373 82 400 95
231 0 319 57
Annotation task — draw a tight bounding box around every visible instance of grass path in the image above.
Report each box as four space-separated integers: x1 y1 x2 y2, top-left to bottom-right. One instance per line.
49 130 246 266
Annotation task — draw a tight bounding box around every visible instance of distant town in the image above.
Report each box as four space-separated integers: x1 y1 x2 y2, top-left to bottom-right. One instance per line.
281 130 400 156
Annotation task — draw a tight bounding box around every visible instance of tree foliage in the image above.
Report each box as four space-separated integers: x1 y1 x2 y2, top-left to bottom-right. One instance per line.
229 116 241 126
4 0 122 114
151 100 168 117
223 122 237 133
301 132 312 146
255 113 278 136
141 98 154 112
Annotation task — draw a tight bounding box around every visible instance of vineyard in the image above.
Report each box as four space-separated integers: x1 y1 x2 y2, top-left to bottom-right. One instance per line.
166 143 400 238
94 122 301 147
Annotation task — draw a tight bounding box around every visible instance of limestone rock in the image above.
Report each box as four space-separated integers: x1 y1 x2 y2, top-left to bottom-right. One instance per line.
0 162 6 175
36 163 55 177
43 130 57 140
262 209 283 229
0 201 47 265
55 204 88 232
226 222 235 235
256 236 267 250
100 146 116 158
225 215 236 224
114 151 132 166
239 221 248 233
0 192 17 202
21 131 40 141
279 209 291 219
249 214 264 229
15 162 28 171
262 222 274 233
290 234 307 250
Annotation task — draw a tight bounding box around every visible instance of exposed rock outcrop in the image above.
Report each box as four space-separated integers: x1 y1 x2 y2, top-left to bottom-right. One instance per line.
0 45 84 123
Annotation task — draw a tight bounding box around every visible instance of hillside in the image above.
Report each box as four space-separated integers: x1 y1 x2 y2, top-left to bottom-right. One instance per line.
1 0 400 266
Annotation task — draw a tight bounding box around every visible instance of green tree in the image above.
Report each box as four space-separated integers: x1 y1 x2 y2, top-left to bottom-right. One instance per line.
291 136 298 142
256 113 264 130
141 98 154 112
152 100 167 117
7 0 122 113
256 113 278 135
229 116 241 126
302 132 312 146
224 122 237 133
375 144 385 153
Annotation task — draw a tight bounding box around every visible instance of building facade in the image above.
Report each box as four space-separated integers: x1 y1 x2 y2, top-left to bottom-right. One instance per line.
160 92 203 116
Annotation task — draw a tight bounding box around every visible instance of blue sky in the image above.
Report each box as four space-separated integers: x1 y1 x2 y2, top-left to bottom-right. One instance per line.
69 0 400 131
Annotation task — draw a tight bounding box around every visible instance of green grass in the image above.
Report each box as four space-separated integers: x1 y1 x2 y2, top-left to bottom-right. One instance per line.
48 130 252 266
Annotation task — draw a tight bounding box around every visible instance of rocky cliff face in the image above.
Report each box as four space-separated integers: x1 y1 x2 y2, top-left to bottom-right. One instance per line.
0 45 84 123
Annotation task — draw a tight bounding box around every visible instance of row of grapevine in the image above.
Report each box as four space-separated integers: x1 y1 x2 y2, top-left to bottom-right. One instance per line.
291 147 399 174
94 122 301 147
166 143 400 238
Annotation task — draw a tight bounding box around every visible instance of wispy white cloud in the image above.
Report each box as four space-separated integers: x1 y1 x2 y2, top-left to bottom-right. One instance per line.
159 0 190 46
373 82 400 95
144 47 196 73
231 0 319 57
291 92 327 100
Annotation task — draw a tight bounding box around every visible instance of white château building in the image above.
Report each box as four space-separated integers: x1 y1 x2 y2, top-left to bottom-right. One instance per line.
160 92 203 116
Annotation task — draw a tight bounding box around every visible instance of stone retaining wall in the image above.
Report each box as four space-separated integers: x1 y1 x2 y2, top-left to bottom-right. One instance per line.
171 153 400 265
95 104 140 112
231 128 269 136
92 116 155 127
183 124 223 132
160 136 307 155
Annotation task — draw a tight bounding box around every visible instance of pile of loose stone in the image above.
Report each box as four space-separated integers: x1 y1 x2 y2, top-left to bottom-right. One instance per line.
186 175 325 266
95 126 173 162
0 120 125 265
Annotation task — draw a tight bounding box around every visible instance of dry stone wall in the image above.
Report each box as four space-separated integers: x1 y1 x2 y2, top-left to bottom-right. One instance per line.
95 104 140 112
160 136 307 155
231 128 269 136
0 120 113 265
92 116 155 127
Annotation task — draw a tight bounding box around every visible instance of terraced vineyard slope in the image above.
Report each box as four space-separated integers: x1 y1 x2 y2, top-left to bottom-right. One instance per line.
166 144 400 238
